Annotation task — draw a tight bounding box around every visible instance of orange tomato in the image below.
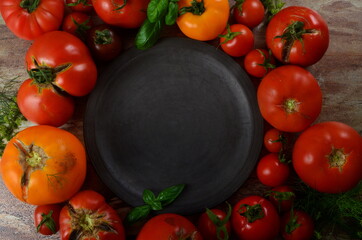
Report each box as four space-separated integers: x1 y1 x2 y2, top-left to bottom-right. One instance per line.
177 0 230 41
0 125 86 205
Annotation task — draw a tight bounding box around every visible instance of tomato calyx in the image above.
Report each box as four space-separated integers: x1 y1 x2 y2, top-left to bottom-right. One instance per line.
219 25 242 45
284 209 301 234
232 0 245 12
238 204 264 223
328 147 347 171
19 0 40 13
71 16 91 40
205 203 232 240
37 210 57 234
256 49 276 72
94 29 113 45
114 0 127 11
282 98 300 114
179 0 205 16
28 59 71 87
275 21 317 62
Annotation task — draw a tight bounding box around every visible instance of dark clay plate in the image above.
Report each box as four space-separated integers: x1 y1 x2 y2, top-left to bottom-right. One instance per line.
84 37 263 215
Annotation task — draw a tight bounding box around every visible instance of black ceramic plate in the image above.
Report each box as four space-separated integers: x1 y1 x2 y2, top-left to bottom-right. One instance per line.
84 37 263 215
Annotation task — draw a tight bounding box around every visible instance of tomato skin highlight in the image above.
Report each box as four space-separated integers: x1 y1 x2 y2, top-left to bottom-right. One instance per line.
257 153 290 187
219 24 254 57
232 0 265 29
293 121 362 193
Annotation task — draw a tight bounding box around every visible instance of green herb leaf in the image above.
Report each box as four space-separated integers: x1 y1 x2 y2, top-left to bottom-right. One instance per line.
124 205 151 225
147 0 169 23
143 189 162 211
156 184 185 207
165 1 179 26
135 19 163 50
260 0 285 22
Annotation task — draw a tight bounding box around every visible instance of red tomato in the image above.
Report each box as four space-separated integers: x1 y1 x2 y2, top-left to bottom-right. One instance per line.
232 195 280 240
233 0 265 28
34 204 62 235
0 0 64 40
17 78 75 127
219 24 254 57
267 185 295 213
66 0 93 12
293 121 362 193
92 0 149 28
257 65 322 132
25 31 97 97
59 190 126 240
244 49 276 78
62 12 93 39
257 153 290 187
280 210 314 240
266 6 329 66
137 213 203 240
197 208 231 240
263 128 287 153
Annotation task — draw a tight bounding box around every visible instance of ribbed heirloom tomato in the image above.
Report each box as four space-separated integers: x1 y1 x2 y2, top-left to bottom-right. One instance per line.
0 125 87 205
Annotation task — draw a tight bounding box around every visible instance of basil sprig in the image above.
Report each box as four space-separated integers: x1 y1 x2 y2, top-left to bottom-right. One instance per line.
125 184 186 225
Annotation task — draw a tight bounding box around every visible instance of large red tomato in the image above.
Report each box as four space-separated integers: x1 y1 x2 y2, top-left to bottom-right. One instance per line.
293 121 362 193
266 6 329 66
137 213 203 240
92 0 149 28
0 0 64 40
257 65 322 132
59 190 126 240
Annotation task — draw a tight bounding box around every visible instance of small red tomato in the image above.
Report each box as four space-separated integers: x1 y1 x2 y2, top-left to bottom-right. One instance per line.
66 0 93 12
263 128 287 153
233 0 265 28
244 49 276 78
62 12 93 39
197 207 231 240
280 210 314 240
34 204 62 235
257 153 290 187
219 24 254 57
267 185 295 213
232 195 280 240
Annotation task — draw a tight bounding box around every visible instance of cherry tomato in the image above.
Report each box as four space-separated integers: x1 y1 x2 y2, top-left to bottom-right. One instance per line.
263 128 287 153
177 0 229 41
266 6 329 66
257 65 322 132
257 153 290 187
61 12 93 39
0 125 87 205
137 213 203 240
232 195 280 240
219 24 254 57
86 24 123 61
280 210 314 240
34 204 62 235
197 208 231 240
0 0 64 40
293 121 362 193
59 190 126 240
233 0 265 29
92 0 149 28
244 49 276 78
267 185 295 213
66 0 93 12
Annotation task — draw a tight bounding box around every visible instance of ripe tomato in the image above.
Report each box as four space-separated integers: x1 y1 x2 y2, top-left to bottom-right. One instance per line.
25 31 97 97
233 0 265 29
280 210 314 240
137 213 203 240
244 49 276 78
267 185 295 213
177 0 229 41
197 208 231 240
86 24 123 61
266 6 329 67
257 153 290 187
293 121 362 193
232 195 280 240
219 24 254 57
257 65 322 132
61 12 93 39
0 0 64 40
34 204 62 235
17 78 75 127
66 0 93 12
92 0 149 28
263 128 287 153
0 125 87 205
59 190 126 240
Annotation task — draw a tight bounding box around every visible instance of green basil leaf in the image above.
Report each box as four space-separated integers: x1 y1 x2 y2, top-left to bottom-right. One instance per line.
143 189 163 210
124 205 151 225
147 0 169 23
135 19 163 50
165 1 179 26
156 184 186 207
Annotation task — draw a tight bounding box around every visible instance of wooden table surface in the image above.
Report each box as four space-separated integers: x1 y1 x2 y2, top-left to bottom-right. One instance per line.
0 0 361 239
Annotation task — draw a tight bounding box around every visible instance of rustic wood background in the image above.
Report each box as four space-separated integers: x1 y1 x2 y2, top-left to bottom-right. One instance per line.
0 0 361 239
